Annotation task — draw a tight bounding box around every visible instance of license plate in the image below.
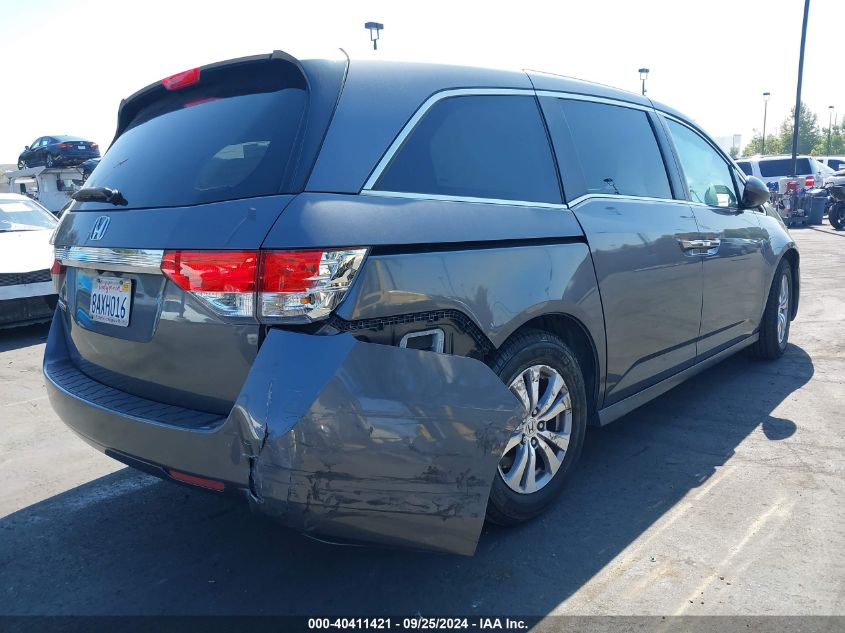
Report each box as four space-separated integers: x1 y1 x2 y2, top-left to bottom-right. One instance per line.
90 277 132 327
77 145 86 149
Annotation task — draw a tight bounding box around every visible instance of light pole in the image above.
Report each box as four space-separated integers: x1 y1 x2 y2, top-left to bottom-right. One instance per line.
364 22 384 50
638 68 649 97
789 0 810 177
762 92 770 154
828 105 835 154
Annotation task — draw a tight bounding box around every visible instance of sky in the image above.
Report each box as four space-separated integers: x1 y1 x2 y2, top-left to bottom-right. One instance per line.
0 0 842 163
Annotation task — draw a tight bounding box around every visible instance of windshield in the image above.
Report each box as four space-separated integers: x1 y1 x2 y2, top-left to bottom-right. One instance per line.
0 199 58 231
80 61 308 210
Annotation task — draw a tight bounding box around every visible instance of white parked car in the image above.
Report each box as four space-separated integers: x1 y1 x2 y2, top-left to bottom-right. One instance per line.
815 156 845 171
0 193 58 327
735 155 833 192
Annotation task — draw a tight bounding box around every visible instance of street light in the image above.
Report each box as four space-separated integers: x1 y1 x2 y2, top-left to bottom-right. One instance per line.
638 68 649 96
828 105 835 154
364 22 384 50
762 92 771 154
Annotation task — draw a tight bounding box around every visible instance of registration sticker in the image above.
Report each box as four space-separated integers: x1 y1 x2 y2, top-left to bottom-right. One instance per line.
90 277 132 327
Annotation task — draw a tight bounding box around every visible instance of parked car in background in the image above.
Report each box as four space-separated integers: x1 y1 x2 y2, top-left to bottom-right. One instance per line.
17 136 100 169
0 193 58 327
46 52 798 556
816 156 845 171
736 155 832 192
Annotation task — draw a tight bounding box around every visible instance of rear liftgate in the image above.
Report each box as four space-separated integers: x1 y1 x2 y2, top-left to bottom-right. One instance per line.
233 329 524 556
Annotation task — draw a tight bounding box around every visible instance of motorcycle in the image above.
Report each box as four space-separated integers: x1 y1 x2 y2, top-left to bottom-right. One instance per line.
826 184 845 230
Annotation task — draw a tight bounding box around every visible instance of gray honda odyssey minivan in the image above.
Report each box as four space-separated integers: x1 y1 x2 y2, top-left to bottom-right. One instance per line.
45 50 798 555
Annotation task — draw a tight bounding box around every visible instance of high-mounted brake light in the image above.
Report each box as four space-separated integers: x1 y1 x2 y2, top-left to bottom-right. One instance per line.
161 67 200 91
159 249 368 322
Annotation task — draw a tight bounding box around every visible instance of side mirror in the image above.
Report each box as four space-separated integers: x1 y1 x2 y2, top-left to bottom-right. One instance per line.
741 176 770 208
24 145 30 150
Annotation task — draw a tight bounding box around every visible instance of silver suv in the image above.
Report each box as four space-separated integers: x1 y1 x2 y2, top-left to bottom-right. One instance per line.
736 154 833 191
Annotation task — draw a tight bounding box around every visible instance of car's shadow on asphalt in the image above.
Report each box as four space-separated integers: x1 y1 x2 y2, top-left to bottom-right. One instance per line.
0 322 50 353
0 344 813 616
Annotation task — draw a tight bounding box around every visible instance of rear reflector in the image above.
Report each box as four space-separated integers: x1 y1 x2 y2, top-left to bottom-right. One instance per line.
161 67 200 91
167 469 225 492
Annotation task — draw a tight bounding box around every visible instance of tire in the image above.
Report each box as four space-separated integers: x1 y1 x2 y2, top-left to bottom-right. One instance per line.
46 154 54 168
17 159 26 169
830 203 845 230
750 261 792 360
486 329 587 525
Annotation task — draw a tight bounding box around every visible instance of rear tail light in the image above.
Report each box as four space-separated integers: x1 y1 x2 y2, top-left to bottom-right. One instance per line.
91 143 99 150
805 176 815 187
160 248 367 322
161 250 257 318
161 67 200 90
258 249 368 323
57 143 72 149
50 258 65 293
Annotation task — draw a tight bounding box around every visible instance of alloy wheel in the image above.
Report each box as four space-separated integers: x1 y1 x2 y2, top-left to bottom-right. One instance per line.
777 273 789 346
498 364 572 495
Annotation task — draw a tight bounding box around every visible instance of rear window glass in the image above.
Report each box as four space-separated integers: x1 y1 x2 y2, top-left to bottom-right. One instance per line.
736 161 753 175
828 159 845 170
0 199 57 231
759 158 811 177
374 95 561 204
556 100 672 199
81 62 307 210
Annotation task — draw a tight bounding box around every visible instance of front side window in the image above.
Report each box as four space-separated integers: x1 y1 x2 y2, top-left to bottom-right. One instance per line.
374 95 561 204
667 120 737 208
554 99 672 199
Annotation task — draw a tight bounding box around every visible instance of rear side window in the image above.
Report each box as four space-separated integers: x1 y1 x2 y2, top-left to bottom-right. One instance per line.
758 158 812 177
737 161 753 176
373 95 561 204
554 99 671 199
82 60 308 210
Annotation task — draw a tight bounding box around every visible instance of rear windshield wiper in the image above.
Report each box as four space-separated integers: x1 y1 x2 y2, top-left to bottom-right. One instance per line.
71 187 128 206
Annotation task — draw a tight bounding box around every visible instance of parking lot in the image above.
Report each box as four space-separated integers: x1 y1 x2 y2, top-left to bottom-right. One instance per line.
0 223 842 617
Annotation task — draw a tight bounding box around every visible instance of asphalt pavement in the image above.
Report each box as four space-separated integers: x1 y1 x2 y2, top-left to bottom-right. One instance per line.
0 222 843 617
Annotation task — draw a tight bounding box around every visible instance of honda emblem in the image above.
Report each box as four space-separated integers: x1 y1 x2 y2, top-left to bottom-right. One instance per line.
89 216 110 241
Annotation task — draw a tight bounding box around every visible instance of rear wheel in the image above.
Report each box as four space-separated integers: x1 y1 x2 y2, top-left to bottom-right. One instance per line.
750 261 792 360
487 329 587 525
829 203 845 230
46 154 55 168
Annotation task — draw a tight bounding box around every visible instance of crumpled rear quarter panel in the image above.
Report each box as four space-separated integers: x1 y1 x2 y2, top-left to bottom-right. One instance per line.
238 329 524 555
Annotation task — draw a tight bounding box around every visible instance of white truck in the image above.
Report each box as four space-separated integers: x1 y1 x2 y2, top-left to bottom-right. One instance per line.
4 165 84 215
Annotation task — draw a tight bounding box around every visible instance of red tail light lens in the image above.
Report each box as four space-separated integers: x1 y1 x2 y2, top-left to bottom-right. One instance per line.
57 143 72 149
159 249 367 322
161 250 257 292
161 67 200 91
259 250 324 293
50 259 65 293
805 176 815 187
91 143 99 150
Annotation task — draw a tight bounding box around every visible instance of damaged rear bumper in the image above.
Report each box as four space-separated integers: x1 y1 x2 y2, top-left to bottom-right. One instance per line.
44 313 523 555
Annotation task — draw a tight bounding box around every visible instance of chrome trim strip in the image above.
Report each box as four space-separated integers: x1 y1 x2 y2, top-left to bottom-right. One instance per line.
362 88 533 191
360 189 568 209
534 90 652 112
54 246 164 274
566 193 690 208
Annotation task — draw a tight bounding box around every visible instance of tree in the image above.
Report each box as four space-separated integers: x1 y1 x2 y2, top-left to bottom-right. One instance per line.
776 102 820 155
729 146 739 158
812 122 845 156
742 133 780 156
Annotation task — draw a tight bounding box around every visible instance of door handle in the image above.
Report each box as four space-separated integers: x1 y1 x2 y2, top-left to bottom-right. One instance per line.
678 238 721 254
